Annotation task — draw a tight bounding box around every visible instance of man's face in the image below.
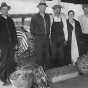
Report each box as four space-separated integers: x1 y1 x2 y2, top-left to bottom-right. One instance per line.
38 5 46 13
68 12 74 19
83 7 88 15
0 6 8 15
54 8 61 15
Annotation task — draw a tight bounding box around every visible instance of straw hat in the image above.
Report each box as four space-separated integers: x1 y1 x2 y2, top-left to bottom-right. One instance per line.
52 4 63 10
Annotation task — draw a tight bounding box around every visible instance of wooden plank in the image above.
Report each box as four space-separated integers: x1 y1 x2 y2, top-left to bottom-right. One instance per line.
46 65 79 83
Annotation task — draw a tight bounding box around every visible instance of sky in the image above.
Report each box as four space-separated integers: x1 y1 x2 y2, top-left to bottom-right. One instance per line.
0 0 84 19
0 0 59 14
0 0 39 14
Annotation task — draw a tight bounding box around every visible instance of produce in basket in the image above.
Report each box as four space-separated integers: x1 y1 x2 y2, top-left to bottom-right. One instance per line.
76 54 88 75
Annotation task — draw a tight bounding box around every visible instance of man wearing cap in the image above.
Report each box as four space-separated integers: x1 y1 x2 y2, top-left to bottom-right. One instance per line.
0 2 17 85
78 4 88 55
30 1 51 69
51 4 68 67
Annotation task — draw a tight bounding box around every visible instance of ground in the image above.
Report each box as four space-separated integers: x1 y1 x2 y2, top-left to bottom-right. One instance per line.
0 81 12 88
0 76 88 88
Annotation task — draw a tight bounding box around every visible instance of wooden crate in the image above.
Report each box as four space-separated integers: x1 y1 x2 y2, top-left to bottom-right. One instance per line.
46 65 79 83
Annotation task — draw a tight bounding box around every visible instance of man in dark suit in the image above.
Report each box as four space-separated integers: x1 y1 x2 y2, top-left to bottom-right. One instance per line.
30 1 51 69
0 2 17 85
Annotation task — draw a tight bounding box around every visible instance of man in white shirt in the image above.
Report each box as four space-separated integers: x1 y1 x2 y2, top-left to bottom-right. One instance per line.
78 4 88 55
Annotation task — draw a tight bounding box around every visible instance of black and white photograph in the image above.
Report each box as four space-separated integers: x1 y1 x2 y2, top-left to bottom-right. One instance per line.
0 0 88 88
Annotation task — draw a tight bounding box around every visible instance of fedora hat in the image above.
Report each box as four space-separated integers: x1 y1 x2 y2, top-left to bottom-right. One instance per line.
0 2 11 10
37 2 48 7
37 0 48 7
52 4 63 10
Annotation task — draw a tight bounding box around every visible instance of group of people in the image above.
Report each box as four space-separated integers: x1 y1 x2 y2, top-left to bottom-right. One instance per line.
0 0 88 86
30 1 88 70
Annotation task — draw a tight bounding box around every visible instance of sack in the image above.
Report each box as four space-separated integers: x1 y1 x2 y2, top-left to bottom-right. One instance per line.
32 66 48 88
10 65 49 88
10 67 33 88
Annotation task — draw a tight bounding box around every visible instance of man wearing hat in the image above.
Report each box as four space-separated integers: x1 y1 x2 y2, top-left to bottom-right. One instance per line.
78 4 88 55
0 2 17 85
51 4 68 67
30 0 51 69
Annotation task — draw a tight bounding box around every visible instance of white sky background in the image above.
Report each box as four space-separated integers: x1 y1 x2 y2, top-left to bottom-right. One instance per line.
0 0 84 20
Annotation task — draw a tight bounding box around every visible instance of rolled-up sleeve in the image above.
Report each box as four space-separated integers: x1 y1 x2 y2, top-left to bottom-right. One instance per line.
62 15 68 41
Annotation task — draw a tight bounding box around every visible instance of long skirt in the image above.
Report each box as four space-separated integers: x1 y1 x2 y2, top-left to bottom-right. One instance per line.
65 42 72 65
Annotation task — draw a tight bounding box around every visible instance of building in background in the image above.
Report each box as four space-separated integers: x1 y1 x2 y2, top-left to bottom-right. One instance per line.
0 0 84 32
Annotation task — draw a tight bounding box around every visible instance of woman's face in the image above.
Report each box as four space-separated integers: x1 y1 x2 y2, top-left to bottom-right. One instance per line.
68 12 74 20
54 8 61 15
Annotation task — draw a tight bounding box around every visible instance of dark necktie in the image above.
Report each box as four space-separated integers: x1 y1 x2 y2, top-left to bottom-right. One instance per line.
42 15 47 34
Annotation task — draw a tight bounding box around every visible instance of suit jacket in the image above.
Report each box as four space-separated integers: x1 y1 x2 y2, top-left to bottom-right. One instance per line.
30 13 51 37
0 15 17 48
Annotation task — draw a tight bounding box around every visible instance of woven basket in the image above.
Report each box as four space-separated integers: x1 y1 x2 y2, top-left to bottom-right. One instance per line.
76 54 88 75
